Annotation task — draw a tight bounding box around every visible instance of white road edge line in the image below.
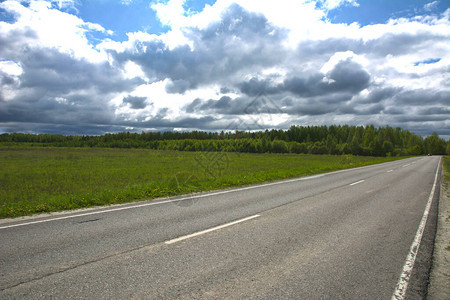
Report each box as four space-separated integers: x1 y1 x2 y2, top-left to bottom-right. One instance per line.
0 198 177 230
349 180 365 186
165 215 261 245
387 170 394 173
391 157 441 300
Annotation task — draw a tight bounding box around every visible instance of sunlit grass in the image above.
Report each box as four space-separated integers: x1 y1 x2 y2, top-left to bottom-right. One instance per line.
443 156 449 199
0 147 404 218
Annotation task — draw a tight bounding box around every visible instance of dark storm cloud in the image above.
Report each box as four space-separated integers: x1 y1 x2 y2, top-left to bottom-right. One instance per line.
0 42 143 133
16 48 143 95
185 96 246 115
325 59 370 92
239 77 280 96
393 89 450 106
383 106 404 115
185 78 446 122
0 122 124 136
122 95 148 109
364 32 446 57
286 101 339 116
282 71 369 98
220 87 232 94
1 74 16 85
185 96 236 115
392 114 449 123
418 106 450 115
296 30 446 60
0 109 218 135
354 103 385 115
184 93 349 117
165 79 191 94
357 87 401 104
0 27 38 58
0 96 113 125
118 115 217 130
238 58 370 101
296 38 361 59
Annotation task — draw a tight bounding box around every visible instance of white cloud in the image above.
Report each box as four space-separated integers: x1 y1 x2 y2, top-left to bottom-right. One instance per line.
150 0 327 47
0 60 23 77
424 1 439 11
320 51 367 74
320 0 359 11
151 0 187 28
122 61 147 80
52 0 78 13
0 60 23 102
111 79 221 122
98 31 159 54
0 0 107 62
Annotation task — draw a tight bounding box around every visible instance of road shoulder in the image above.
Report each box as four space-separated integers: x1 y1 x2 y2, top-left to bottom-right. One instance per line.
427 157 449 299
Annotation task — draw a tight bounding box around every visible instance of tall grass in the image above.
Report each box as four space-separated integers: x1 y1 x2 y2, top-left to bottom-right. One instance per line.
0 147 403 218
443 156 449 196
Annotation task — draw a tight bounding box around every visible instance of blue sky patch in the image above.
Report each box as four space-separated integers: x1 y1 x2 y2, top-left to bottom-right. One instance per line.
327 0 448 25
414 58 441 66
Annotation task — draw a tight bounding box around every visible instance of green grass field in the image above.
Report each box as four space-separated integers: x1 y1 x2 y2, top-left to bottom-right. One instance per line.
0 147 405 218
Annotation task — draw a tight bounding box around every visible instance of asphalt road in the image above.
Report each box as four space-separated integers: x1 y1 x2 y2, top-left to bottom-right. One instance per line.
0 156 441 299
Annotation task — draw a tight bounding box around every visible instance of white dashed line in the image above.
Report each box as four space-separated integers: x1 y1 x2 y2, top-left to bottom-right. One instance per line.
349 180 365 186
165 214 261 245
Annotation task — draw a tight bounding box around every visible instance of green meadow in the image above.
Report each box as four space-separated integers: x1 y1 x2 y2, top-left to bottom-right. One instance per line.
0 147 404 218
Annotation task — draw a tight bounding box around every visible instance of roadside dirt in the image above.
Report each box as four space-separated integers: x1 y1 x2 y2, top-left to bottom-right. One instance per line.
427 159 449 299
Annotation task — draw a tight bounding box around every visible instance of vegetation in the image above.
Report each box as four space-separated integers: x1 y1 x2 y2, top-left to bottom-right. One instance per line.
443 156 450 253
1 124 446 218
1 125 448 156
444 156 449 196
0 148 403 218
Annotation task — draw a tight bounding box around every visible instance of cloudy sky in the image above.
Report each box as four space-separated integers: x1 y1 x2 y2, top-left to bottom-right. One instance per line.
0 0 449 137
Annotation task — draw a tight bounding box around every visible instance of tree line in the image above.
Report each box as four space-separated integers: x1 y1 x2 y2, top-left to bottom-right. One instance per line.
0 125 448 156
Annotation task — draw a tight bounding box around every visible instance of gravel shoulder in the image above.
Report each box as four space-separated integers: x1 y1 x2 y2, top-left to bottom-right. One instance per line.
427 158 449 299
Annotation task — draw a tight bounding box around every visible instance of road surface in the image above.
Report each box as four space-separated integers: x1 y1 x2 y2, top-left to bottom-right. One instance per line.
0 156 441 299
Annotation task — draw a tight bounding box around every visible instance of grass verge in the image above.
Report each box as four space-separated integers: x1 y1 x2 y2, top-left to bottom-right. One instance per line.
443 156 449 188
443 156 450 225
1 147 406 218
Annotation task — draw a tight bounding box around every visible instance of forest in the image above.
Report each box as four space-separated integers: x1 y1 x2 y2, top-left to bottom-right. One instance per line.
0 125 448 156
